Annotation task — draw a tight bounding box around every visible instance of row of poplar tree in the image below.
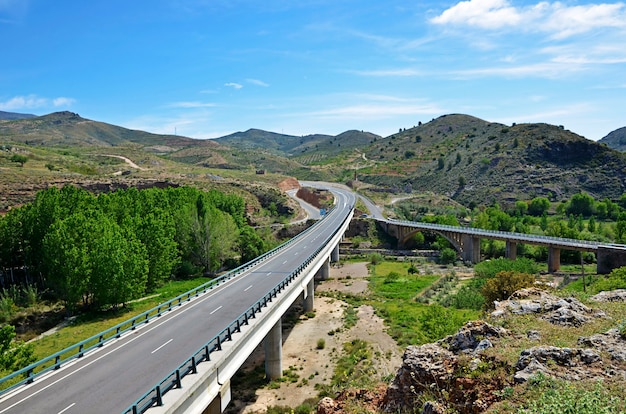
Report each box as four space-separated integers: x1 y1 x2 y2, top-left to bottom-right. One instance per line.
0 185 268 312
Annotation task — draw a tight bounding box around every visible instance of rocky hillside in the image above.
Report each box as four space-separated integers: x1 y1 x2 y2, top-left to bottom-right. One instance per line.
3 111 626 209
599 126 626 151
357 115 626 207
318 288 626 413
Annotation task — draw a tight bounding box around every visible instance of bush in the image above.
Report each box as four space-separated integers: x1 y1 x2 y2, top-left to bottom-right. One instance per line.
481 271 536 308
439 248 457 265
369 253 383 265
316 338 326 349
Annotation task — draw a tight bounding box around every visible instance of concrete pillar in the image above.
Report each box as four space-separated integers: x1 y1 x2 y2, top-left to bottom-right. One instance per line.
471 237 481 263
264 319 282 380
461 235 481 264
315 258 330 281
548 247 561 273
506 241 517 260
331 244 340 262
203 380 231 414
303 279 314 312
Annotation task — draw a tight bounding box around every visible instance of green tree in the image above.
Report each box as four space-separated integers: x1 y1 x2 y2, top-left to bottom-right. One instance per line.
528 197 550 216
481 271 535 308
9 154 28 167
0 325 35 373
567 192 595 217
439 247 457 265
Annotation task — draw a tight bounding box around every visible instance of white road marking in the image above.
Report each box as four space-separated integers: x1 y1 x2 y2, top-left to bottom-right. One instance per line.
266 272 272 276
57 403 75 414
210 306 223 315
151 339 173 354
282 260 288 264
244 285 253 292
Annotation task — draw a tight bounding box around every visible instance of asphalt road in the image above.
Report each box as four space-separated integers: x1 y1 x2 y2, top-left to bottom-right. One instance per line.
0 188 355 414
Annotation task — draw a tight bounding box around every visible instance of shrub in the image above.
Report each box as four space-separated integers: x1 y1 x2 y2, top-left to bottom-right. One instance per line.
369 253 383 265
474 257 539 279
316 338 326 350
439 248 457 265
481 271 536 308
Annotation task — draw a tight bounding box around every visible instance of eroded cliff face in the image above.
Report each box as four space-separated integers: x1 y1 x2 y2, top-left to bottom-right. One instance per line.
317 289 626 414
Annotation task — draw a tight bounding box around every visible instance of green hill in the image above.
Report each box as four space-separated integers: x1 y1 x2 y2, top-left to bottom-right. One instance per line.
599 126 626 151
2 111 626 210
355 114 626 207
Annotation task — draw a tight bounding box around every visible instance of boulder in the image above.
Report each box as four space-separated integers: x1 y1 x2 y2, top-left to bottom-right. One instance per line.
438 320 508 354
382 344 457 412
514 345 603 383
589 289 626 302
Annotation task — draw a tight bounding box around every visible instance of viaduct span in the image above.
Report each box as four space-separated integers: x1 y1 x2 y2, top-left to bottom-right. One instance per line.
378 218 626 274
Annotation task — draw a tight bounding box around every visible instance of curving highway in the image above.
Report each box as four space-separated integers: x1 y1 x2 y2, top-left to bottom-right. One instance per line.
0 188 355 414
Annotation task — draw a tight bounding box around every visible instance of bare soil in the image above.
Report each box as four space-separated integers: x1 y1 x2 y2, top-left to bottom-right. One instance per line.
230 262 403 413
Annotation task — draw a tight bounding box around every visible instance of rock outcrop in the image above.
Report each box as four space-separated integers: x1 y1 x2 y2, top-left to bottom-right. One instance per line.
491 287 606 326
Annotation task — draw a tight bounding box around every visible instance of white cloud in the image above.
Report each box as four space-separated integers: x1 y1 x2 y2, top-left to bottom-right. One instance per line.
246 78 269 87
224 82 243 89
52 97 75 107
430 0 626 39
0 94 73 111
305 103 445 120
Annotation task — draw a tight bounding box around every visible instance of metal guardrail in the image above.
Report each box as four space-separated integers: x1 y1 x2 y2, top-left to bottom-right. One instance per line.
122 203 353 414
0 206 333 396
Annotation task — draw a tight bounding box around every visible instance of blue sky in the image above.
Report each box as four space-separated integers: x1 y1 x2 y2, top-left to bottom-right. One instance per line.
1 0 625 140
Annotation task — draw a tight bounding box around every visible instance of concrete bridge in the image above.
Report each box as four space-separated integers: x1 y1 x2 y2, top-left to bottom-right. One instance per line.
377 219 626 274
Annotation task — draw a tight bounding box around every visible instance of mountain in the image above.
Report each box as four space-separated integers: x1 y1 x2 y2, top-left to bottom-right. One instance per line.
0 111 36 120
598 126 626 151
355 114 626 207
215 128 380 159
3 111 626 209
0 111 217 150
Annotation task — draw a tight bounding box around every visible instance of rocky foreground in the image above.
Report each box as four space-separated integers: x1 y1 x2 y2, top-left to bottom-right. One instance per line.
317 288 626 414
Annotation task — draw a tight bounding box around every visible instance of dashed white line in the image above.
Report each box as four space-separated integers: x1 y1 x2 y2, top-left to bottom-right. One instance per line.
244 285 253 292
151 339 173 354
58 403 75 414
210 306 223 315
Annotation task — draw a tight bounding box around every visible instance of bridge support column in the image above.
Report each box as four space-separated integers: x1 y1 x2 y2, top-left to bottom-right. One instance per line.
331 244 340 262
303 279 314 312
461 236 481 264
506 241 517 260
548 247 561 273
315 258 330 280
203 380 231 414
264 319 282 380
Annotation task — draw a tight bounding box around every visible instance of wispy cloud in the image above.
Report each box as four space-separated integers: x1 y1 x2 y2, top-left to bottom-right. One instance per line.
246 78 269 87
0 94 74 111
224 82 243 89
304 102 445 120
431 0 626 39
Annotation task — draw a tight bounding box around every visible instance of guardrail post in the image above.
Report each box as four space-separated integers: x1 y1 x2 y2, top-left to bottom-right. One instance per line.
26 369 33 384
55 355 61 369
175 369 181 388
216 335 222 351
156 385 163 406
132 405 138 414
191 356 197 374
99 335 104 347
78 344 84 357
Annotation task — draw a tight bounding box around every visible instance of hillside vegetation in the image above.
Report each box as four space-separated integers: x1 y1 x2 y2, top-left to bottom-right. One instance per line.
2 111 626 211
